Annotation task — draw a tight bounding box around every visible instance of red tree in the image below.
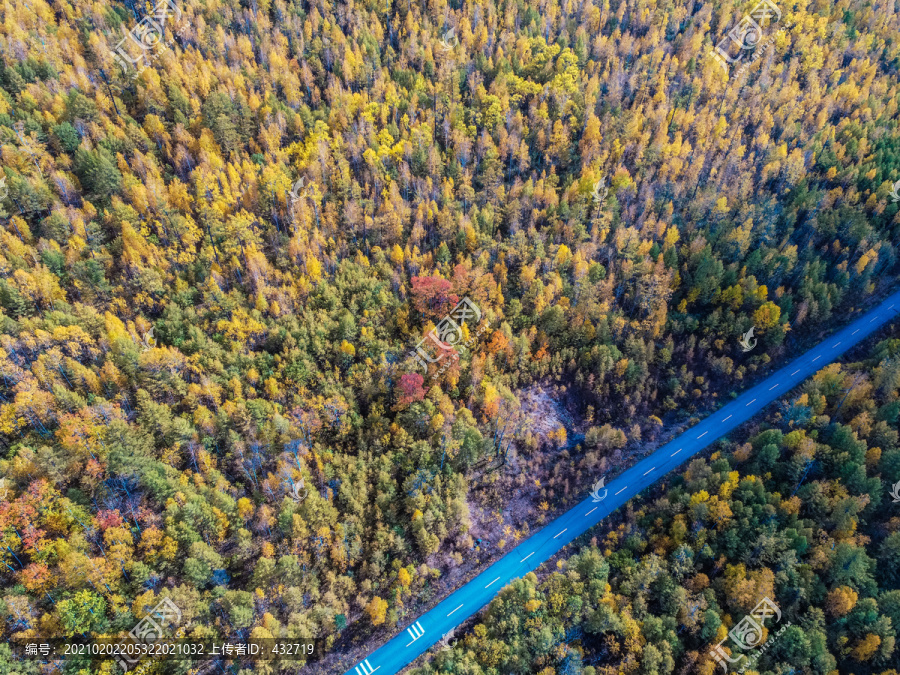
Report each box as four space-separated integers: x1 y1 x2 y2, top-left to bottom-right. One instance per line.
411 276 459 320
397 373 426 407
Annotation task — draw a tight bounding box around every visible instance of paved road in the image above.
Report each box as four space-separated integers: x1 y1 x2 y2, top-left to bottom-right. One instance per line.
346 288 900 675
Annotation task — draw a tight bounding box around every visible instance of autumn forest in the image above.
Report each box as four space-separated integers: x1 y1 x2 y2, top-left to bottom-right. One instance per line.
1 0 900 673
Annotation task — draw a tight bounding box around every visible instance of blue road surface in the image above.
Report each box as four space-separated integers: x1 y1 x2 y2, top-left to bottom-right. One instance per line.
346 288 900 675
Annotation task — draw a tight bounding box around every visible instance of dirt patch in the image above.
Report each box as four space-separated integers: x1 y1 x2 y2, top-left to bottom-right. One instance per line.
518 386 575 438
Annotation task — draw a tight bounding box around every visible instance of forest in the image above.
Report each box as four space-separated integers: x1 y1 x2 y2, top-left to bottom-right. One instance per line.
0 0 899 672
413 339 900 675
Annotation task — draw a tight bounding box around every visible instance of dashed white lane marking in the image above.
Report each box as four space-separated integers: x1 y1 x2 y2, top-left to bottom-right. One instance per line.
812 355 821 361
485 577 501 588
553 528 568 539
723 415 732 422
615 486 627 495
447 604 464 617
769 384 779 390
643 467 656 475
671 448 683 457
852 329 860 335
521 552 534 562
747 398 757 406
871 316 878 323
832 342 841 348
586 507 598 516
697 431 708 439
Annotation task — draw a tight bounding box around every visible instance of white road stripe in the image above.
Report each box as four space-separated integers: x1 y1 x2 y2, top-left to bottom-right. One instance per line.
812 355 821 361
723 415 732 422
747 398 756 406
852 329 860 335
365 660 374 672
485 577 501 588
586 507 597 516
871 317 878 323
643 467 656 475
521 552 534 562
406 622 424 640
615 486 627 495
791 369 800 376
447 604 464 617
356 667 363 675
832 342 841 348
671 448 682 457
769 384 779 390
553 528 568 539
697 431 708 439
